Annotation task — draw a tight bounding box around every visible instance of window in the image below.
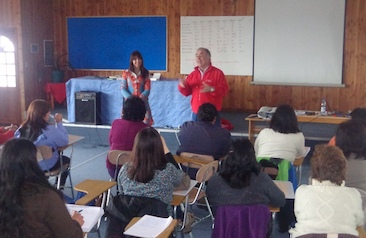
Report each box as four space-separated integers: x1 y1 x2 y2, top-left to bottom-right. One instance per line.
0 35 16 87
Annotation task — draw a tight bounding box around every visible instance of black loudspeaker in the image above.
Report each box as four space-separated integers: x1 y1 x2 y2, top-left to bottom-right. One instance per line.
75 92 102 124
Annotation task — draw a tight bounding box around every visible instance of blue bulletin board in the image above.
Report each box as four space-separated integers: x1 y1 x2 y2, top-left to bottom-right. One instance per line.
67 16 167 71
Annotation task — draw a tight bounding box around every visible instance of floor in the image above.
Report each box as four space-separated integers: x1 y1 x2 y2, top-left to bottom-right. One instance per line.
51 104 331 238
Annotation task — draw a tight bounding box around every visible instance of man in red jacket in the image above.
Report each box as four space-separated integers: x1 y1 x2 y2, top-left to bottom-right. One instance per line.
178 47 228 127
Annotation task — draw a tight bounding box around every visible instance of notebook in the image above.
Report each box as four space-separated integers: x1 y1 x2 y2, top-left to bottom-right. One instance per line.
66 204 104 232
123 215 173 238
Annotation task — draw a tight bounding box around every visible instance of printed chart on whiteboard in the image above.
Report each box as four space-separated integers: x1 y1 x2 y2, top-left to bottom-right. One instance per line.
180 16 254 76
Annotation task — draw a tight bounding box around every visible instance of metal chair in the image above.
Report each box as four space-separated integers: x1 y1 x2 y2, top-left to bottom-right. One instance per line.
174 155 219 229
74 179 117 238
180 152 214 168
107 150 131 183
106 150 131 206
36 145 74 198
297 234 358 238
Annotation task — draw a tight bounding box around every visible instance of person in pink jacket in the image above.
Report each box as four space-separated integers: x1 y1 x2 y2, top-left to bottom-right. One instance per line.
178 47 228 127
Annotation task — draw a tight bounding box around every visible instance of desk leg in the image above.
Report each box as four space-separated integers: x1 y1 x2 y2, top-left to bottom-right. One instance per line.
248 120 255 144
173 203 184 238
296 165 302 186
271 212 276 238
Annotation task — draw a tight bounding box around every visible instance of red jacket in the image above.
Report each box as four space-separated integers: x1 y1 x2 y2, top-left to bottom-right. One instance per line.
0 127 14 145
178 64 228 113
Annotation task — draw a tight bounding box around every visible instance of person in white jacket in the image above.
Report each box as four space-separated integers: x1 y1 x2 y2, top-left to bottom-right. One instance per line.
290 144 364 237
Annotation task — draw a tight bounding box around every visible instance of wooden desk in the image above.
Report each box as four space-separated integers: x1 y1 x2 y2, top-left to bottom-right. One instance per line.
74 179 116 206
59 134 84 151
274 180 294 199
245 114 349 143
269 180 295 214
125 217 178 238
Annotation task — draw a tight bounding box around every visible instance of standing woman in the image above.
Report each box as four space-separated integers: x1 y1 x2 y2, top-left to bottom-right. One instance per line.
121 51 153 125
14 99 70 187
0 138 84 238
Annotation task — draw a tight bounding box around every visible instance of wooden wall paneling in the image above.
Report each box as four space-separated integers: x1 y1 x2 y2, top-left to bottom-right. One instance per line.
21 0 54 106
51 0 366 112
0 0 17 28
353 1 366 108
341 0 363 111
0 0 24 124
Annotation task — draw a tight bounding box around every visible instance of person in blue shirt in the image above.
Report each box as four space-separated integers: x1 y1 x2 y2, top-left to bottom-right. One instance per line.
15 99 69 187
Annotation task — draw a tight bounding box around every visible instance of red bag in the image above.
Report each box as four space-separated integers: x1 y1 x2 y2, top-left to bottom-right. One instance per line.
220 118 234 131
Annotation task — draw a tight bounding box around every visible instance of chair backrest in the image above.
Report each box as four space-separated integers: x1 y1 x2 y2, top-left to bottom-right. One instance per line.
36 145 53 162
259 159 280 180
297 234 358 238
173 155 218 182
108 150 131 181
180 152 214 169
108 150 131 166
212 204 271 238
196 160 219 183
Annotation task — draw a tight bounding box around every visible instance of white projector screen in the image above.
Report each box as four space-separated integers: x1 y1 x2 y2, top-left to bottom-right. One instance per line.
253 0 346 87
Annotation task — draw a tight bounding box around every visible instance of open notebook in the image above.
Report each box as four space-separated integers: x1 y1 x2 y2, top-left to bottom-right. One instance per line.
123 215 173 238
66 204 104 232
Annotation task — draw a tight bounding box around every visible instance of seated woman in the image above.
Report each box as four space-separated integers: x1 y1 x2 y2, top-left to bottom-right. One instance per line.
106 127 189 237
207 138 286 215
14 99 70 187
335 119 366 230
0 138 84 237
107 96 149 179
0 124 17 144
255 104 306 169
328 107 366 145
254 104 306 233
289 144 364 237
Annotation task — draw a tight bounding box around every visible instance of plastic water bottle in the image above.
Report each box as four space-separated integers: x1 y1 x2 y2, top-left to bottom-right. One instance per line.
320 98 327 115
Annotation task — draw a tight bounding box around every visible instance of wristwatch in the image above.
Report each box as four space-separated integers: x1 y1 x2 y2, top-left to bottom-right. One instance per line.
210 87 215 92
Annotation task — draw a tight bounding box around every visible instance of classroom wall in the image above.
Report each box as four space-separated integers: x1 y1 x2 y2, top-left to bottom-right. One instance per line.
20 0 366 113
21 0 54 106
0 0 24 123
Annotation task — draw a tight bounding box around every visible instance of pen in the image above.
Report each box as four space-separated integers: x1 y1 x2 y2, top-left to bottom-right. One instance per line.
78 209 83 213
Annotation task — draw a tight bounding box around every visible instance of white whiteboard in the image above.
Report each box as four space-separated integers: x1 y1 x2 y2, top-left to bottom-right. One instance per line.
180 16 254 76
253 0 346 86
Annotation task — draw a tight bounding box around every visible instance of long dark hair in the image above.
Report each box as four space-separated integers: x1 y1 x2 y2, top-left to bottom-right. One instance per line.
0 139 62 237
128 51 150 79
18 99 51 141
270 104 300 134
128 127 167 183
219 139 261 189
